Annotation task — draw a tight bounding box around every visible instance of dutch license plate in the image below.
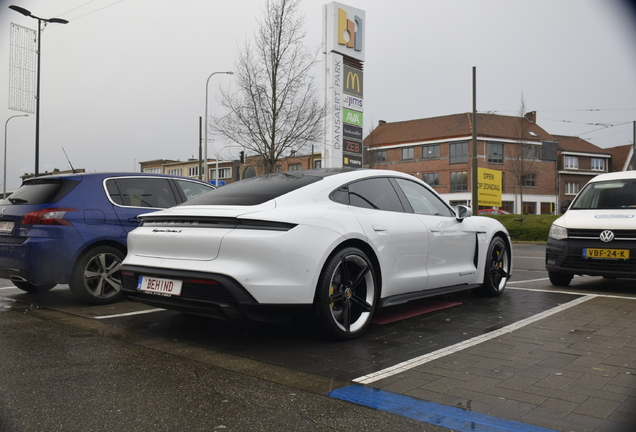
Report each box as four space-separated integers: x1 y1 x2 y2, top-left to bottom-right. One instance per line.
582 248 630 259
137 276 183 296
0 221 14 234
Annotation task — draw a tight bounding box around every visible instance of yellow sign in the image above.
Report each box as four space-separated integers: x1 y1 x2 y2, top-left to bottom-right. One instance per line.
477 168 502 207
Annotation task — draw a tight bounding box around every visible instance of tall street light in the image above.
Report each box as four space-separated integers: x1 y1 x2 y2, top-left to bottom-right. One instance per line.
9 5 68 177
203 71 233 182
4 115 29 199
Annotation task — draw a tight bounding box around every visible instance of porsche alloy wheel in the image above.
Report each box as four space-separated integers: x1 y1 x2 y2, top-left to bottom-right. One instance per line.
473 236 510 297
316 247 377 340
69 246 124 305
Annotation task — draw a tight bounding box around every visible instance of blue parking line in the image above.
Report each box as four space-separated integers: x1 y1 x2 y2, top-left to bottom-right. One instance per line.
328 385 558 432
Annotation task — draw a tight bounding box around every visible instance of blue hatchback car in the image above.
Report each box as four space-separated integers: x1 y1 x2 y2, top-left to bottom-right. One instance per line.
0 172 214 304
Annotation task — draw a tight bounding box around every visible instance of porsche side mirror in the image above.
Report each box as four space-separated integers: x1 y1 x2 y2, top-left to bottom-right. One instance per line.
454 205 472 221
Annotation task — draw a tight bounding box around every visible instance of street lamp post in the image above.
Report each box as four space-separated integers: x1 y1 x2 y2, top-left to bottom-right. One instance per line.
213 144 242 187
203 71 233 182
9 5 68 177
4 115 29 199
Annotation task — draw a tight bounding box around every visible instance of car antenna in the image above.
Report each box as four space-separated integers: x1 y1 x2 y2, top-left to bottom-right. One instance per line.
62 148 78 173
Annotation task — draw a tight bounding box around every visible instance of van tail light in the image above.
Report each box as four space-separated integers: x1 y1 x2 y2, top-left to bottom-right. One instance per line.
21 208 78 226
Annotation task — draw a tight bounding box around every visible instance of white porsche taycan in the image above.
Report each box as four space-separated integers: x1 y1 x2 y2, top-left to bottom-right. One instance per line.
120 169 512 339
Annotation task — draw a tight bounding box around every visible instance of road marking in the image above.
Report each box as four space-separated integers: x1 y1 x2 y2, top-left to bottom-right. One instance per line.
329 385 559 432
513 256 545 259
509 286 636 300
94 308 165 320
0 286 17 290
507 277 550 284
354 295 595 384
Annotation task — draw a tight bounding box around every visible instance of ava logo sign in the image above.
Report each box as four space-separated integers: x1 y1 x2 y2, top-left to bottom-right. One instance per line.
323 2 365 62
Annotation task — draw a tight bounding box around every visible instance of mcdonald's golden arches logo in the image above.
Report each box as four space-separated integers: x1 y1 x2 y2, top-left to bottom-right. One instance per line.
343 65 363 97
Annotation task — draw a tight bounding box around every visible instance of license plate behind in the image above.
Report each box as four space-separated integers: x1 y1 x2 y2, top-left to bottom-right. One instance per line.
582 248 630 259
0 221 14 234
137 276 183 296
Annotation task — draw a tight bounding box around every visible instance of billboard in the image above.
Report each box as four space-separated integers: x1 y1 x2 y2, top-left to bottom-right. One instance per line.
477 168 503 207
323 2 365 62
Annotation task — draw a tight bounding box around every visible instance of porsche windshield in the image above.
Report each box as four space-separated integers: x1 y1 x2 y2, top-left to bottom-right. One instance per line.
570 179 636 210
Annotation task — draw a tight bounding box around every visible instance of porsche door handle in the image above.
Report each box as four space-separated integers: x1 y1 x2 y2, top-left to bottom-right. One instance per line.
373 225 388 232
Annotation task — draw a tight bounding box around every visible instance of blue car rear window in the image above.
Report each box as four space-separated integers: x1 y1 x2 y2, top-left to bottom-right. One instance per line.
7 179 80 205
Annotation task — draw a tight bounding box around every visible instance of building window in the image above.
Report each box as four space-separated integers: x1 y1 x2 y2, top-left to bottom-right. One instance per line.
565 182 580 195
591 158 605 171
187 167 200 177
288 163 301 171
375 150 387 162
488 142 504 164
210 167 232 180
502 201 514 213
421 144 440 160
522 174 536 187
449 142 468 164
450 171 468 192
142 168 162 174
167 168 182 176
314 160 322 169
275 165 282 173
564 156 579 169
422 173 439 186
522 144 539 159
523 202 536 215
402 147 414 160
541 202 554 214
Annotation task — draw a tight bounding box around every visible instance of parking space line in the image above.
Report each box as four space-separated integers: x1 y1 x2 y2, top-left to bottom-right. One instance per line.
0 286 17 290
507 277 550 284
94 308 165 320
509 286 636 300
353 295 595 384
329 385 559 432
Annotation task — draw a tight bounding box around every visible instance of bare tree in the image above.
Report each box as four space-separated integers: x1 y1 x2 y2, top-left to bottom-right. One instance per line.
509 95 537 214
213 0 324 173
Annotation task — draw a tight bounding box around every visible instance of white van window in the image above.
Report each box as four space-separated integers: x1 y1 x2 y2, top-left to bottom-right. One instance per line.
571 179 636 210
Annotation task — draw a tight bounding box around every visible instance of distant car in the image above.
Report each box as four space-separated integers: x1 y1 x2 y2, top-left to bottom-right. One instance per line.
120 169 512 340
0 172 214 304
478 208 510 215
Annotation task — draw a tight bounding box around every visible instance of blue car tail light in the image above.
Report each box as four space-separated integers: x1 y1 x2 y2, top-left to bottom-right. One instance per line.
21 208 78 226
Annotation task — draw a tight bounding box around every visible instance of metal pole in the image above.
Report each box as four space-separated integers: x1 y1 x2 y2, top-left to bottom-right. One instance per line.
35 18 42 176
204 71 233 183
198 116 202 180
471 67 478 214
4 115 29 199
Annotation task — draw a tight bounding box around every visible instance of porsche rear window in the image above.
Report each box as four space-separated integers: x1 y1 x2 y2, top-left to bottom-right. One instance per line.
181 172 324 206
7 179 80 205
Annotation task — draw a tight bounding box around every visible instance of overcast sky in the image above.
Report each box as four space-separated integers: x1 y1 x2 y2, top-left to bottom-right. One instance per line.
1 0 635 190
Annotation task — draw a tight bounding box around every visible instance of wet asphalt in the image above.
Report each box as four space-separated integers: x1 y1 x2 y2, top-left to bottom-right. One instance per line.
0 289 448 432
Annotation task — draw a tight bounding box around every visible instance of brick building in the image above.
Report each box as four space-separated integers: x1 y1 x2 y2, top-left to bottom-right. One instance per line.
363 112 613 215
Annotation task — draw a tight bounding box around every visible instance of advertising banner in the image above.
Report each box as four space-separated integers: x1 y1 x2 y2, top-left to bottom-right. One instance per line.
477 168 503 207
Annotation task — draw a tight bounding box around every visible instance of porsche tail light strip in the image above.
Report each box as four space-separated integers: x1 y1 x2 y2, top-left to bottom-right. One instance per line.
141 217 296 232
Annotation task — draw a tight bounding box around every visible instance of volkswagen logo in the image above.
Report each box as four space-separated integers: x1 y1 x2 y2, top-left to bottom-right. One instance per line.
599 230 615 242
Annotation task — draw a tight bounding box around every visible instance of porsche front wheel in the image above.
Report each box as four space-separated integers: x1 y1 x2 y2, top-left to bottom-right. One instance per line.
473 236 510 297
315 247 378 340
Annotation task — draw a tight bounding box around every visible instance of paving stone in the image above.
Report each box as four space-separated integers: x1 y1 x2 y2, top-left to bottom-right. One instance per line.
524 384 588 404
573 397 622 419
497 375 540 391
486 399 538 421
484 386 547 406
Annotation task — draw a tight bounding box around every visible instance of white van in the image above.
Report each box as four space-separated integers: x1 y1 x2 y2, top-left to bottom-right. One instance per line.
546 170 636 286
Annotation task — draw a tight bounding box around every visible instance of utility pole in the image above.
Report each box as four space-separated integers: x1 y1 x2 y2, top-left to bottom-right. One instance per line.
471 67 478 214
